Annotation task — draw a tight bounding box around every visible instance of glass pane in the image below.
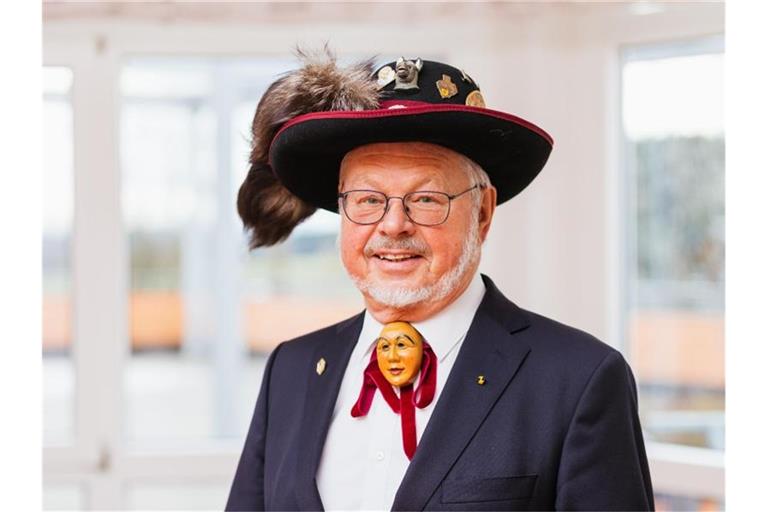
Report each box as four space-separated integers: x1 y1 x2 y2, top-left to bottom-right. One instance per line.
622 50 724 453
125 481 230 510
241 209 362 352
121 58 361 445
43 66 75 445
43 482 86 510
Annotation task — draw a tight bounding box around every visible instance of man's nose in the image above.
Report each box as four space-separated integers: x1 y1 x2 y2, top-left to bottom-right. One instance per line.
378 197 415 235
386 346 399 361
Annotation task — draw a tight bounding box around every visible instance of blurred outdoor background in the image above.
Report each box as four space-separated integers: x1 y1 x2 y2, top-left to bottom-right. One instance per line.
42 1 724 510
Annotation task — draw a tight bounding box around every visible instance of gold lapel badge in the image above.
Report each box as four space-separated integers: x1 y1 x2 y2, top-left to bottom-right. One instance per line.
316 357 327 376
476 375 486 386
436 74 458 99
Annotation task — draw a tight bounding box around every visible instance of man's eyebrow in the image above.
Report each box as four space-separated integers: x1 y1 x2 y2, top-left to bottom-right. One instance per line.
342 176 443 191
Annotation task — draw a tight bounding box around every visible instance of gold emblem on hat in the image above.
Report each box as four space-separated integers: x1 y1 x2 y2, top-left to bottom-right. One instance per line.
436 74 458 99
465 90 486 108
316 357 326 375
377 66 396 90
476 375 486 385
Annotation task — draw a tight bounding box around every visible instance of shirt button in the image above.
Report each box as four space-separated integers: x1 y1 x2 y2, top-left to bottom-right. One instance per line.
375 451 385 461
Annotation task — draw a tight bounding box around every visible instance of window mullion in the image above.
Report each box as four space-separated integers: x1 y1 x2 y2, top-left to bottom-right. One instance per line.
71 41 127 509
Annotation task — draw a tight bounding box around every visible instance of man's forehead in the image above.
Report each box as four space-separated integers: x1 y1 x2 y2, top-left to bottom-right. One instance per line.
343 142 465 163
339 142 470 184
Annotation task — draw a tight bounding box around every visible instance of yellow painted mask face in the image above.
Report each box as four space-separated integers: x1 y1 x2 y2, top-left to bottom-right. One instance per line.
376 322 424 388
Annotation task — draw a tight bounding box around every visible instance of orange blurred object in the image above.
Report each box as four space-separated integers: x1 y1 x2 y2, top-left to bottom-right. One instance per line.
629 309 724 388
42 292 361 353
43 294 723 391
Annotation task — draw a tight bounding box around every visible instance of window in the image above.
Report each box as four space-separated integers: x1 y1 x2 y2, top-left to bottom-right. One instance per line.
43 66 75 446
119 57 362 445
44 52 366 511
621 38 724 508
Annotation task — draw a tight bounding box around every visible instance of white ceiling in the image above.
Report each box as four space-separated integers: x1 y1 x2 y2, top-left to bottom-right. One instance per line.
42 1 641 25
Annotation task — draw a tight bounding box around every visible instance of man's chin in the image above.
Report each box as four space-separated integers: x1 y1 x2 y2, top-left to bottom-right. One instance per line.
367 273 425 289
352 276 433 309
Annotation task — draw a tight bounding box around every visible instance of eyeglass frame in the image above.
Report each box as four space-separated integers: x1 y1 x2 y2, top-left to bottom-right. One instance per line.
337 183 484 227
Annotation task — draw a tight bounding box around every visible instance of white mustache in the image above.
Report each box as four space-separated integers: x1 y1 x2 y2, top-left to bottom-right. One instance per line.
364 236 430 257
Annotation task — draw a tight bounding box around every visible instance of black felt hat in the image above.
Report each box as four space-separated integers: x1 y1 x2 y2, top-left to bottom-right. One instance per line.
268 58 553 212
237 51 553 248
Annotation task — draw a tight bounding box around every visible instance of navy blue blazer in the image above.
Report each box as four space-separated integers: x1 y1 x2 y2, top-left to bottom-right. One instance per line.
226 275 654 511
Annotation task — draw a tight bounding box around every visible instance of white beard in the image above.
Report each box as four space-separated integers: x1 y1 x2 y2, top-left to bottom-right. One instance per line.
348 218 481 309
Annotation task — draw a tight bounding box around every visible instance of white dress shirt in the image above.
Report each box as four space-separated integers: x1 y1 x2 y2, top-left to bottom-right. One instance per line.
316 272 486 510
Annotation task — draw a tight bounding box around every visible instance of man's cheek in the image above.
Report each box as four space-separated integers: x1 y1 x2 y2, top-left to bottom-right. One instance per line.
340 239 366 274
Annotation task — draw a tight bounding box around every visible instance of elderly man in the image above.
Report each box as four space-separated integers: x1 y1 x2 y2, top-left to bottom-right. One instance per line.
226 51 654 511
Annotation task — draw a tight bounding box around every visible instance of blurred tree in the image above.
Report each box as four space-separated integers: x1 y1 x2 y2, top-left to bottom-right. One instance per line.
633 136 724 298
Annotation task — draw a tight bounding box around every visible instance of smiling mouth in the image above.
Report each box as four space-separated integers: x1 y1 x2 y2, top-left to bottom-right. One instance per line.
388 367 404 375
375 254 422 262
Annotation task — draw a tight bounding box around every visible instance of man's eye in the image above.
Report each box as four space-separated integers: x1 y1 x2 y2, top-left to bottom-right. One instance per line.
397 342 406 349
409 193 445 205
358 195 384 205
380 343 390 351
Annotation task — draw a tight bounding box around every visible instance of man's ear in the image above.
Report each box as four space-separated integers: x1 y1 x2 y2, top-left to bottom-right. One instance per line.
478 185 497 242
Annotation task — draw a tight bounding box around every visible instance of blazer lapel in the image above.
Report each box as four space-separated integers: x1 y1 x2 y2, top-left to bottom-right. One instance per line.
294 312 364 511
391 276 532 511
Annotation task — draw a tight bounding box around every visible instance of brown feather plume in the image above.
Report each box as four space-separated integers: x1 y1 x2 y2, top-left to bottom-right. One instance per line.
237 45 380 249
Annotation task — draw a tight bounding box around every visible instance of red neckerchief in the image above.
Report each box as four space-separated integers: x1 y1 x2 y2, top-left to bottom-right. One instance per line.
350 341 437 460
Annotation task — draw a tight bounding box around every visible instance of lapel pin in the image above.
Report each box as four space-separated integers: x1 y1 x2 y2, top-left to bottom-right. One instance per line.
316 357 327 376
476 375 486 386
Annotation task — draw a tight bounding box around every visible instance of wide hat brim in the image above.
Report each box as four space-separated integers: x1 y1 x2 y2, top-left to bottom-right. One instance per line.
269 102 553 212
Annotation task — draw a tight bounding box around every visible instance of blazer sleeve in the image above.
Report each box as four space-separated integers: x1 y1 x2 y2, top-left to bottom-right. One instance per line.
555 350 655 511
226 343 283 511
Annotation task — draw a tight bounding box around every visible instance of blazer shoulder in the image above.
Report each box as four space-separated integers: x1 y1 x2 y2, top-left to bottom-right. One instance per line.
479 275 619 366
518 307 622 366
513 307 636 415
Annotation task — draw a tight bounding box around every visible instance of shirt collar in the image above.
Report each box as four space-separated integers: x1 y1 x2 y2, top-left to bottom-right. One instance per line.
354 271 486 364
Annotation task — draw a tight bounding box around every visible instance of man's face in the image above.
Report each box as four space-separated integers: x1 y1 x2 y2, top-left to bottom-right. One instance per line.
338 142 495 318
